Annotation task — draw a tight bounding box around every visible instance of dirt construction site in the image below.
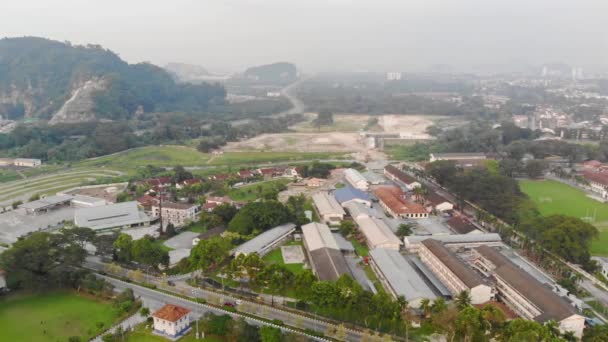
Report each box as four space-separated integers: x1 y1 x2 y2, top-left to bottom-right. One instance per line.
223 114 438 160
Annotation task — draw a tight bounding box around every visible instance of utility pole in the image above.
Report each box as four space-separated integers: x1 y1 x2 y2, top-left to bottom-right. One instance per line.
158 187 164 233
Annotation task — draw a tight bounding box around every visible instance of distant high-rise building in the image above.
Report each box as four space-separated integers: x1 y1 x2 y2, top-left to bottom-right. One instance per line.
386 72 402 81
541 66 548 77
571 67 584 80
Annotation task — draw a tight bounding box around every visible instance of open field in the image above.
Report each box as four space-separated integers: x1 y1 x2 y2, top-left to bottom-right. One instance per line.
0 168 123 206
228 179 292 202
223 132 363 154
290 113 374 132
126 324 224 342
519 179 608 255
0 292 120 341
209 151 348 165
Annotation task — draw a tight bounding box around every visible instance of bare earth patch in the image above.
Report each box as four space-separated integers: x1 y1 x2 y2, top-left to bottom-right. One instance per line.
223 132 364 153
281 245 306 264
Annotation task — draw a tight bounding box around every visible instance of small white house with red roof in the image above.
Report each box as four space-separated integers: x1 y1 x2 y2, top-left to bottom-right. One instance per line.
153 304 191 339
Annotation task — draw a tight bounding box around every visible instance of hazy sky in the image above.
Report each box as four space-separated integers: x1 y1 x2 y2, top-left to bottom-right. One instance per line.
2 0 607 73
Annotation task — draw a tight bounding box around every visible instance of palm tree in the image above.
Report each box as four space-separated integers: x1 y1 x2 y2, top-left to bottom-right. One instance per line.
544 320 561 339
455 291 472 310
420 298 432 318
413 186 425 203
431 297 448 315
562 330 576 342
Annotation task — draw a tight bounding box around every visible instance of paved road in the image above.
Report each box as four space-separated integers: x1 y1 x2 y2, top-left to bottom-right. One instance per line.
101 275 341 341
85 257 363 341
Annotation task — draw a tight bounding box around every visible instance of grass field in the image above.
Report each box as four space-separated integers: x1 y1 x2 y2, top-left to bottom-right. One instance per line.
228 179 291 202
0 291 120 341
74 145 346 174
262 241 306 274
126 324 224 342
520 179 608 255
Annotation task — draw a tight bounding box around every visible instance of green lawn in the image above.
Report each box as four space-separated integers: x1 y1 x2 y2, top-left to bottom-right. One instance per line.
350 239 370 257
0 291 120 341
126 324 224 342
262 245 306 274
520 179 608 255
228 179 291 202
75 145 211 173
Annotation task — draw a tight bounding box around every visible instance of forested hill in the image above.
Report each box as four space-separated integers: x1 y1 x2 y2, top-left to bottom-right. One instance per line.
244 62 297 84
0 37 226 121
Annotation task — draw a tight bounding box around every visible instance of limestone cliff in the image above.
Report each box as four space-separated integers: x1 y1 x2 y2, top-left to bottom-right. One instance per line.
49 78 108 124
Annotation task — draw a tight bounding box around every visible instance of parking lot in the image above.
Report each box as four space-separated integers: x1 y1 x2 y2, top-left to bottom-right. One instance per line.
0 207 74 244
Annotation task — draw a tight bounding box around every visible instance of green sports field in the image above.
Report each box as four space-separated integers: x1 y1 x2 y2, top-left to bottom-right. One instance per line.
519 179 608 255
0 292 120 341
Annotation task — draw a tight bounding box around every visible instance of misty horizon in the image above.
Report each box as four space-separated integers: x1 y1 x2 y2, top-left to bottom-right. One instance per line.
1 0 607 74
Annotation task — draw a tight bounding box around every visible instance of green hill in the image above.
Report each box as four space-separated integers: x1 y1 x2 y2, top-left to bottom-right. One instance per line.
0 37 226 120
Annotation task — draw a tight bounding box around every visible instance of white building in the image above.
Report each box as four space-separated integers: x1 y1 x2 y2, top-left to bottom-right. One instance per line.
419 239 492 304
593 257 608 278
474 246 585 339
152 304 191 339
232 223 296 256
355 216 402 250
344 168 369 191
70 195 108 208
74 201 151 231
151 201 199 228
312 192 345 225
386 72 402 81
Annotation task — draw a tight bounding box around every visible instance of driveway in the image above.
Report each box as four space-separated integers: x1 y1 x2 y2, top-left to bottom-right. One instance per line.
164 231 199 250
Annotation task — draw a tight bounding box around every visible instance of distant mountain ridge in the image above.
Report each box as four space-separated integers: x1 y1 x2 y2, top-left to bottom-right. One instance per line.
243 62 297 84
0 37 226 123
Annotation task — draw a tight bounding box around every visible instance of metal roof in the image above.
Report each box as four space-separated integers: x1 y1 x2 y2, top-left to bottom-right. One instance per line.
74 201 150 230
405 233 502 246
370 248 436 302
332 233 355 252
355 216 402 249
309 247 352 281
302 222 339 251
333 185 371 204
344 168 368 186
344 201 374 219
421 239 484 288
20 194 74 211
312 192 345 216
232 223 296 255
362 171 385 184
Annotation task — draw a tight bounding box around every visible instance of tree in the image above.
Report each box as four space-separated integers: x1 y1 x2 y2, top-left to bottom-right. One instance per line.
212 204 238 224
420 298 432 318
0 231 86 290
455 290 472 310
583 324 608 341
431 297 448 315
314 109 334 129
228 201 292 235
131 236 169 267
172 165 193 183
396 224 413 237
62 227 96 249
259 326 282 342
139 307 150 317
339 220 356 236
453 306 489 342
525 159 547 178
189 236 232 271
113 234 133 262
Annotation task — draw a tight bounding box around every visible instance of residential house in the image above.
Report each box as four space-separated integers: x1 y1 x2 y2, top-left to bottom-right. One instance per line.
418 239 493 304
176 178 202 190
425 191 454 212
153 304 191 339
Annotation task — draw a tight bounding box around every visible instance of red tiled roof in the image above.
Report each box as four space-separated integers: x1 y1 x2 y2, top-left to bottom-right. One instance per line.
373 186 426 215
181 179 202 186
583 160 603 168
384 165 418 185
238 170 254 178
153 304 190 322
447 216 478 234
582 170 608 186
137 195 160 206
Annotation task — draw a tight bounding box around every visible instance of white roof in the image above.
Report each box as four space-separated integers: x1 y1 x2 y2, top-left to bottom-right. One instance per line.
344 201 373 219
302 222 339 251
74 201 150 230
344 168 368 185
404 233 502 247
355 216 402 248
71 194 107 206
20 194 74 211
370 248 436 303
232 223 296 255
312 192 345 216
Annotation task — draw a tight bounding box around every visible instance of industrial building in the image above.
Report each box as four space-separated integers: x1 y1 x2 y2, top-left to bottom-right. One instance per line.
354 216 402 250
473 246 585 338
312 192 345 225
424 191 454 212
404 233 503 252
301 222 351 281
373 186 428 219
20 194 74 215
74 201 151 231
344 201 375 220
344 168 369 190
232 223 296 256
418 239 492 304
384 165 421 190
369 248 436 307
333 185 371 207
429 153 488 168
446 216 481 235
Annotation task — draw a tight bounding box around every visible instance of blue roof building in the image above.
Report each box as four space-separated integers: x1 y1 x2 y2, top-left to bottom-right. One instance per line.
333 185 371 207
